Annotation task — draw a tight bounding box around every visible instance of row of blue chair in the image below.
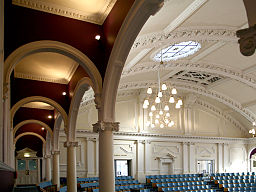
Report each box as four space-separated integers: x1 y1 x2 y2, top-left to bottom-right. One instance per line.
146 174 201 180
156 181 208 188
210 172 255 177
225 186 256 192
223 183 256 188
116 176 133 180
115 180 139 185
218 179 256 184
93 189 150 192
115 184 144 190
38 181 52 189
77 177 99 182
59 186 67 192
150 177 203 184
161 186 213 192
80 182 99 188
212 175 256 180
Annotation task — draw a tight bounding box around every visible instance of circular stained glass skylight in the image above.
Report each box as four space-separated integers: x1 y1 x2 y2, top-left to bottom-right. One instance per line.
153 41 201 62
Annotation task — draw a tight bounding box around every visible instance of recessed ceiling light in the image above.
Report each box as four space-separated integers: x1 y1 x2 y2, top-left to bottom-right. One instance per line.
62 92 67 96
41 127 45 130
95 35 101 40
48 115 52 119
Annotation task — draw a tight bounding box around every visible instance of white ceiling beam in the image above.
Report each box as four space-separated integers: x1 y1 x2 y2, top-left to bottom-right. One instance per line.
123 48 152 71
242 64 256 74
206 78 231 90
191 42 226 62
242 100 256 108
164 0 208 33
161 69 184 81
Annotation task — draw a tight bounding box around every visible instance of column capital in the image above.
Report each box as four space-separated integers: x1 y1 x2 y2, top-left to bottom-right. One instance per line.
86 137 97 142
236 24 256 56
64 141 79 148
44 154 52 159
52 151 60 155
135 140 145 144
93 121 119 133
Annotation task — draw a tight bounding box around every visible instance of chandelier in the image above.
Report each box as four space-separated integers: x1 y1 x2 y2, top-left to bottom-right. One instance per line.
143 50 183 129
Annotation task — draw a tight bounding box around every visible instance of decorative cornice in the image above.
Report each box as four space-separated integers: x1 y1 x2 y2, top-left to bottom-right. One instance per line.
195 99 249 136
14 72 68 84
12 0 117 25
122 60 256 89
93 121 119 133
237 24 256 56
132 27 237 50
64 141 78 148
44 154 52 159
118 80 256 123
51 151 60 155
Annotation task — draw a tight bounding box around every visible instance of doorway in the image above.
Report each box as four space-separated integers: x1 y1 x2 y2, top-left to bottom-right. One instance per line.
115 160 131 177
16 158 40 185
197 160 214 174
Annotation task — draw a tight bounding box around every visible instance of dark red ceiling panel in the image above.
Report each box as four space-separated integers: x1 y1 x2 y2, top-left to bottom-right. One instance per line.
15 123 47 139
13 107 54 129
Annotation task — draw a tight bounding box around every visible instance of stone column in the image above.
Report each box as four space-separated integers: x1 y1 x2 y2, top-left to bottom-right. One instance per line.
189 143 196 173
93 121 119 192
52 151 60 190
64 141 78 192
182 142 189 174
45 155 52 181
217 143 223 173
86 137 96 177
135 140 145 182
145 140 151 175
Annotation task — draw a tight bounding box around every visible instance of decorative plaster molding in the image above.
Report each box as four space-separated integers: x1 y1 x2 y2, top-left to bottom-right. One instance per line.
132 27 237 50
237 25 256 56
44 154 52 159
195 99 249 136
51 151 60 155
122 60 256 90
64 141 78 148
118 80 256 123
93 121 119 133
12 0 117 25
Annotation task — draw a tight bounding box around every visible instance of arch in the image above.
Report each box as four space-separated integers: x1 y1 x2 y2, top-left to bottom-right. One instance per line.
4 40 102 107
10 96 68 128
13 119 53 137
68 77 92 141
52 113 63 151
14 132 46 145
101 0 164 121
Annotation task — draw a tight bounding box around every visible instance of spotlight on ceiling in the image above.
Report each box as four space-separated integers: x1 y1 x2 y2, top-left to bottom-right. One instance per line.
62 92 67 96
95 35 101 40
41 127 45 130
48 115 52 119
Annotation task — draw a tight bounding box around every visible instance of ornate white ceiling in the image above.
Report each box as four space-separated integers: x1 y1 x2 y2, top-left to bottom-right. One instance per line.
12 0 117 24
121 0 256 131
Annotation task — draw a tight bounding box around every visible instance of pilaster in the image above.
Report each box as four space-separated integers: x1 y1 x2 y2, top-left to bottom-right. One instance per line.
135 140 145 183
188 142 196 173
217 143 224 172
86 137 97 177
182 142 189 174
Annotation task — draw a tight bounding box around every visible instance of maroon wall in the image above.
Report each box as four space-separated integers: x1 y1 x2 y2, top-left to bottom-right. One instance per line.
15 123 47 138
11 78 69 112
13 107 54 128
0 169 15 192
16 135 43 157
68 66 89 103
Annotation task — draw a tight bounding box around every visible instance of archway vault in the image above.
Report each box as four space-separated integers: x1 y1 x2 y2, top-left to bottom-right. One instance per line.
14 132 46 145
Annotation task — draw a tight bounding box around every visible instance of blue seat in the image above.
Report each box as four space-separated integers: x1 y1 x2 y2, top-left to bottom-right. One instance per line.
92 189 99 192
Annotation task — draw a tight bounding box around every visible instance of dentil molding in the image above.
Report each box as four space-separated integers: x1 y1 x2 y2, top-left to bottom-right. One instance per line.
12 0 117 25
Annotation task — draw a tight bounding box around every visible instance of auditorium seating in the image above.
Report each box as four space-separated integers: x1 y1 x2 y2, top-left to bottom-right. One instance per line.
210 172 256 192
38 181 57 192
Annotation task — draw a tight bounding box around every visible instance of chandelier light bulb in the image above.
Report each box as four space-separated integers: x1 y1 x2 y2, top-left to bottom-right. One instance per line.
162 83 167 91
151 124 155 128
175 103 180 109
168 123 173 127
144 99 149 106
151 105 156 111
143 104 148 109
172 88 177 95
156 114 160 119
155 119 159 124
158 92 163 98
166 112 170 117
146 121 150 127
160 124 164 128
149 112 153 117
147 87 152 94
164 105 169 111
159 110 163 115
164 119 169 124
155 97 161 103
169 96 175 103
178 99 183 105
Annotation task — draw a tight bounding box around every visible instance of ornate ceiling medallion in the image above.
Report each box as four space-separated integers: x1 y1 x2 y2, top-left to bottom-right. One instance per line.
153 41 201 62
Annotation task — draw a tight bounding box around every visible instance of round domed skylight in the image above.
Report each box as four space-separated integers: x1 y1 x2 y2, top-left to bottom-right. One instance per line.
153 41 201 62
